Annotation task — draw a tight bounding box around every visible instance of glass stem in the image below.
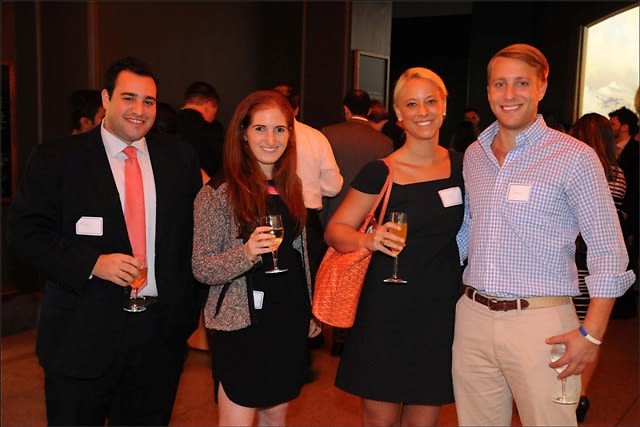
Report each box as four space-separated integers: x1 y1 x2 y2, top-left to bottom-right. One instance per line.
393 256 399 278
131 288 138 299
561 378 567 400
272 250 279 270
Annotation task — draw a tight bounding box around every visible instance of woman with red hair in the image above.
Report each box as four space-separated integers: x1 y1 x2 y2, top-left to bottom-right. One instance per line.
192 90 320 426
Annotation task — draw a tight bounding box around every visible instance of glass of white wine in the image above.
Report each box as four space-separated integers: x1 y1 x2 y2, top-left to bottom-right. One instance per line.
261 214 287 274
383 211 408 284
549 343 577 404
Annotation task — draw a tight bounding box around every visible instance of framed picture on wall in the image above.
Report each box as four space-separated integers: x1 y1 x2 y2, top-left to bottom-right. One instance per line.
2 62 16 202
353 50 390 109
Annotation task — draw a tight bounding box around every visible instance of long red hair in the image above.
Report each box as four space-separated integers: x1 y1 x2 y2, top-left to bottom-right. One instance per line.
224 90 306 238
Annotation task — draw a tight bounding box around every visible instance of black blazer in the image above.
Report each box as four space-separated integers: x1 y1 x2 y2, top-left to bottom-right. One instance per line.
8 126 202 378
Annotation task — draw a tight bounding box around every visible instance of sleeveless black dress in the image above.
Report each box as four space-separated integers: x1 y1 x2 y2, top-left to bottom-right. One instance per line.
335 153 464 404
209 194 311 407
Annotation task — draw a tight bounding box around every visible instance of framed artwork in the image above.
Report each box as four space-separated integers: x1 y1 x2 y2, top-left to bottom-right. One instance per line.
353 50 390 109
2 62 17 202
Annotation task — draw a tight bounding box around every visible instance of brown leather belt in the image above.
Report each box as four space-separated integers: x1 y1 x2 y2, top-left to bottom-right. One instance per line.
463 286 571 311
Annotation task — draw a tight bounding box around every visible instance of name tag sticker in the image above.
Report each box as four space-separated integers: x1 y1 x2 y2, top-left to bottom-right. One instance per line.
76 216 103 236
253 290 264 310
507 184 532 202
438 187 463 208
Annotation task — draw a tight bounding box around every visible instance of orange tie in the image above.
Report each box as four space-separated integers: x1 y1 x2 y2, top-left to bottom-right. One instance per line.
123 146 146 264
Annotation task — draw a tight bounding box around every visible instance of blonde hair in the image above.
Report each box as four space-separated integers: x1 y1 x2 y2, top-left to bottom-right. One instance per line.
393 67 448 106
487 43 549 84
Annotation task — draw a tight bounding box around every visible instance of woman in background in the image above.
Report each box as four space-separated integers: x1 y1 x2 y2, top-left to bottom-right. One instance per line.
569 112 627 422
192 90 320 426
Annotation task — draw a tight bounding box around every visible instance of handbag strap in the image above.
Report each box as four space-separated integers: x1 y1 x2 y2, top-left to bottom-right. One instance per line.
359 158 394 232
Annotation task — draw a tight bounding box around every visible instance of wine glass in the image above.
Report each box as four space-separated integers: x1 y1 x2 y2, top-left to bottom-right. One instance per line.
383 211 408 284
124 255 147 312
550 343 577 404
261 215 288 274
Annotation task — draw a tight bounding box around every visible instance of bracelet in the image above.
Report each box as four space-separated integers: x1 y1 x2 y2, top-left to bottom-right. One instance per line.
579 326 602 345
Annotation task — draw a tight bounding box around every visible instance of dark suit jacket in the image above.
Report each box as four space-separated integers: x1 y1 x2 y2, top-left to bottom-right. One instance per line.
176 108 224 178
320 119 394 226
8 126 202 378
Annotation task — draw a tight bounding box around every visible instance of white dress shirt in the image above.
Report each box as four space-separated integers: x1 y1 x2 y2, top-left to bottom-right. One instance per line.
294 119 343 210
101 123 158 297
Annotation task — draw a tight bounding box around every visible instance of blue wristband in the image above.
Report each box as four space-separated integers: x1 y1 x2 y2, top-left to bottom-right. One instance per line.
579 326 602 345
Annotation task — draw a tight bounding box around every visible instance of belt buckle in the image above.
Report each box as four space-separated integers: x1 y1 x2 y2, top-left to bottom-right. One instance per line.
489 298 518 311
489 298 511 311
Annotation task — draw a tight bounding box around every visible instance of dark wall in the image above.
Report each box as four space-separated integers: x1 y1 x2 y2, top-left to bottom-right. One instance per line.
391 14 473 146
302 2 351 129
95 1 300 125
41 2 91 141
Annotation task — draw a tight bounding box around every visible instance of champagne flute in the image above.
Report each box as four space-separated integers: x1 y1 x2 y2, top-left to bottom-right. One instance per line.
124 255 147 312
261 215 288 274
550 343 577 404
383 211 408 284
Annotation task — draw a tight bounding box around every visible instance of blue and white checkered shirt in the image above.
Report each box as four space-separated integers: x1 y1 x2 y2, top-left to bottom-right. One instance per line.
457 115 635 298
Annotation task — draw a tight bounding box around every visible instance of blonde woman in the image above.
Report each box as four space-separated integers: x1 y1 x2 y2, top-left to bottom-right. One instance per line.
325 68 463 426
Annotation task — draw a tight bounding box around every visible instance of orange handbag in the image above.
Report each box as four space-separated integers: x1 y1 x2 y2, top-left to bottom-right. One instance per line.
312 159 393 328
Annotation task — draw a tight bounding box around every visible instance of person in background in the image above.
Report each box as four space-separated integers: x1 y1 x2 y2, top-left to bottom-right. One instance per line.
177 81 225 183
273 81 343 376
69 89 105 135
382 108 406 151
326 67 463 426
150 101 178 135
608 106 639 319
463 107 481 135
453 43 635 426
9 56 203 426
273 82 343 278
569 113 627 422
450 120 477 153
192 90 321 426
367 99 389 132
321 89 393 357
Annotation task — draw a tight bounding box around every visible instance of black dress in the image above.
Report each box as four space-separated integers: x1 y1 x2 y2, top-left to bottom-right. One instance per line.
335 153 464 404
209 195 311 407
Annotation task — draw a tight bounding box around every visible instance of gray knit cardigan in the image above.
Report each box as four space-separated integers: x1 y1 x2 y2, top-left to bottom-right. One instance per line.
192 182 312 331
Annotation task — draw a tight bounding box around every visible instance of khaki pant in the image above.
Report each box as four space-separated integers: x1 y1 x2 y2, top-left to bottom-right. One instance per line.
452 294 580 426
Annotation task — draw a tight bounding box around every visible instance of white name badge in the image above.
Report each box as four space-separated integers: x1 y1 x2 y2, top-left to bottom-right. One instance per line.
438 186 463 208
75 216 103 236
253 290 264 310
507 184 532 202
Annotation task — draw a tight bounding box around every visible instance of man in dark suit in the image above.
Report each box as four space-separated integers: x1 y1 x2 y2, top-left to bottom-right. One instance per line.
321 89 394 227
176 81 225 184
9 57 203 426
320 89 393 356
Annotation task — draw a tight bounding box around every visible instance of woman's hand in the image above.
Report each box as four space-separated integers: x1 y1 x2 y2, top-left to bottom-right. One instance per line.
243 225 275 262
308 317 322 338
367 221 405 256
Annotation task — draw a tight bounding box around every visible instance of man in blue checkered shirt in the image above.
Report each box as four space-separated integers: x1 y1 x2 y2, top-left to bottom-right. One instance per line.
452 43 635 426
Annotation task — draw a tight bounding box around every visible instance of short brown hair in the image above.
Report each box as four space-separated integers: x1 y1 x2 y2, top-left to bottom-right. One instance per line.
487 43 549 84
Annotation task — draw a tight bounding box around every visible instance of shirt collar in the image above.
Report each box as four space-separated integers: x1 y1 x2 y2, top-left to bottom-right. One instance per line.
350 116 369 123
100 121 148 158
478 114 548 151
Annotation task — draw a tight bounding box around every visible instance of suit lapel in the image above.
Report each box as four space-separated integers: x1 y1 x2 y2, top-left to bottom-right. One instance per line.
82 127 131 250
147 135 169 251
